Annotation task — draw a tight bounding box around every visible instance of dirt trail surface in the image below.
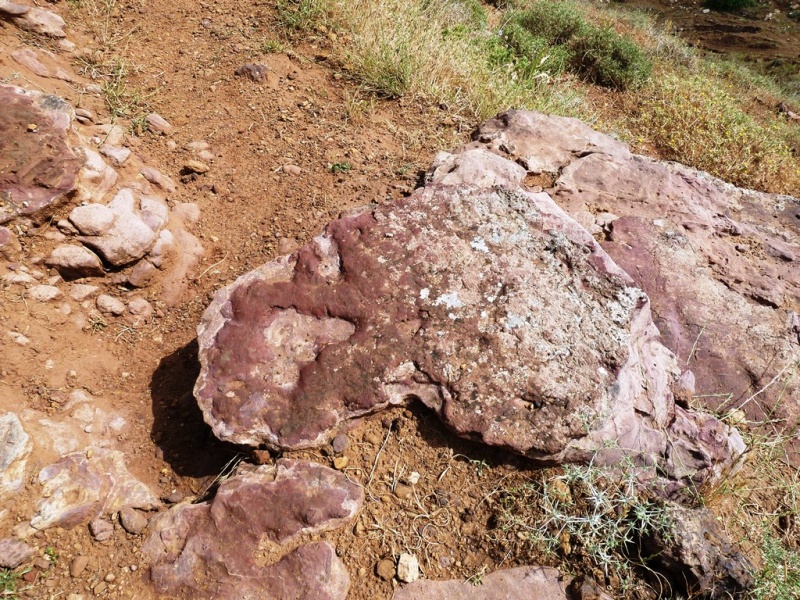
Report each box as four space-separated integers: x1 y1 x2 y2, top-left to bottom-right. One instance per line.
0 1 798 599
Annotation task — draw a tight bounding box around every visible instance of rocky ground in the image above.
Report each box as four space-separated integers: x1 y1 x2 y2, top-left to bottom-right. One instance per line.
0 0 799 599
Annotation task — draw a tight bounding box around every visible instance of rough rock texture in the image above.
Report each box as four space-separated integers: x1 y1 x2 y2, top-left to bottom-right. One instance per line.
196 175 743 493
45 244 104 279
642 504 754 597
0 538 33 569
0 412 32 496
31 448 160 530
392 566 579 600
0 84 81 224
143 459 362 599
467 110 800 431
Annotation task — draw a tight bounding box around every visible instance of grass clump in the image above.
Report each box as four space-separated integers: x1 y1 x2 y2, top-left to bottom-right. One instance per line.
630 72 800 193
0 568 23 598
501 1 652 90
497 460 672 595
753 533 800 600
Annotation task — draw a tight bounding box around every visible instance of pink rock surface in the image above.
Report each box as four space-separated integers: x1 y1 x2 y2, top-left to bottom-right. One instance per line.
0 85 81 224
31 448 159 530
143 459 361 599
393 566 580 600
468 110 800 435
196 171 743 493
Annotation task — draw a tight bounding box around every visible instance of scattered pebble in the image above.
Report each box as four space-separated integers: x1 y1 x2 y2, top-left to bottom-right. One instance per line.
145 112 172 134
119 506 149 535
331 434 349 454
70 555 89 577
183 160 209 174
397 553 419 583
282 164 302 176
333 456 349 470
96 294 125 315
27 284 62 302
376 558 395 581
88 518 114 542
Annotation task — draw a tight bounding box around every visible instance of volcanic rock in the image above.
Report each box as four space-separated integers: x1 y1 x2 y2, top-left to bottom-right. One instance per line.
143 459 362 599
467 110 800 429
393 566 579 600
0 85 81 224
195 172 743 494
31 448 159 530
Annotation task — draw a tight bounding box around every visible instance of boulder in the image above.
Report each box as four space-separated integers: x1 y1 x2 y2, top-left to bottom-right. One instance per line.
0 85 81 224
467 110 800 431
143 459 362 599
195 175 743 494
31 448 159 530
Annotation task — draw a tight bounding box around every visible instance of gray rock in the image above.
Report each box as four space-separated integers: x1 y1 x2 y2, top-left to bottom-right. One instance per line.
11 6 66 37
393 566 574 600
46 245 104 279
31 448 159 530
127 298 153 319
0 1 29 16
69 284 100 301
0 413 31 496
0 538 33 569
143 459 361 599
89 518 114 542
126 260 157 287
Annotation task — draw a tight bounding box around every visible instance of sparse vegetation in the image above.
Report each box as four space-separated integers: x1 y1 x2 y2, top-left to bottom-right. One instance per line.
0 568 23 598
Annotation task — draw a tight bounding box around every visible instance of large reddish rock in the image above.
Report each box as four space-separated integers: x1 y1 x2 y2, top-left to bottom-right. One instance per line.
0 85 82 224
196 168 743 494
143 459 362 599
466 110 800 434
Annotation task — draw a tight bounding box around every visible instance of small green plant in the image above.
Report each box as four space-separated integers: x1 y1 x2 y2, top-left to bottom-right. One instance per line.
0 568 23 598
44 546 58 566
752 533 800 599
276 0 329 31
328 161 353 173
261 38 285 53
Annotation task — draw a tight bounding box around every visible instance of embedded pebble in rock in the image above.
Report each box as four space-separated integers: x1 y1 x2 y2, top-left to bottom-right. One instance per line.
119 506 148 535
195 173 743 495
70 555 89 577
0 413 31 496
96 294 125 315
0 85 81 224
145 113 172 134
143 459 361 599
235 63 271 83
0 538 33 569
140 166 177 194
99 145 132 167
27 284 62 302
397 553 419 583
46 245 104 279
392 566 579 600
31 448 159 530
69 284 100 301
89 518 114 542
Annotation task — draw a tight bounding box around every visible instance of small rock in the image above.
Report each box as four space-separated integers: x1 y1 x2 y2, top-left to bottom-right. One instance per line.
69 284 100 302
69 204 115 236
331 434 349 454
282 164 302 176
397 553 419 583
93 581 107 594
28 285 62 302
276 237 299 254
394 484 413 500
69 555 89 577
0 538 33 569
99 145 131 167
75 108 95 123
140 167 177 194
126 260 157 288
127 298 153 320
183 160 209 174
186 141 210 153
235 63 270 83
119 506 148 535
8 332 30 346
407 472 420 485
89 518 114 542
333 456 349 470
46 245 104 279
376 558 395 581
145 113 172 135
164 491 183 504
67 594 85 600
96 294 125 315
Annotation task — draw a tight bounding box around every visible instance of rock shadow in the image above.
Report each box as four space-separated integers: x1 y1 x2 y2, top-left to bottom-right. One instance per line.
150 340 241 479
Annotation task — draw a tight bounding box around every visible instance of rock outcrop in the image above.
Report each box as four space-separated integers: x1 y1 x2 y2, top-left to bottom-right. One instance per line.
143 459 363 599
195 161 743 495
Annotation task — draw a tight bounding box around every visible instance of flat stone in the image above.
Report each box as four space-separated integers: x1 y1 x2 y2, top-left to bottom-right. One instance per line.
140 167 176 193
183 160 209 174
0 1 30 16
143 459 361 599
11 6 66 37
0 538 33 569
69 555 89 577
195 171 743 495
392 566 578 600
69 204 115 235
0 85 81 224
145 113 172 134
31 448 159 530
99 145 131 167
126 260 157 287
28 284 62 302
69 284 100 301
46 245 104 279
